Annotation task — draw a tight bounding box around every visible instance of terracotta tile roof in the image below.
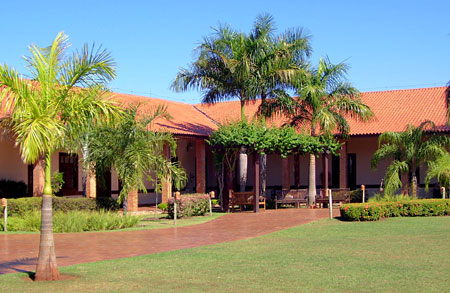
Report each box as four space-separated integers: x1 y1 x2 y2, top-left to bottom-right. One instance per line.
110 93 218 137
2 86 448 137
195 86 450 136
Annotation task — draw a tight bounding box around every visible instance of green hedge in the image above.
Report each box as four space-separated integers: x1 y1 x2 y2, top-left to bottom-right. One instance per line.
0 197 119 218
340 199 450 221
168 193 209 218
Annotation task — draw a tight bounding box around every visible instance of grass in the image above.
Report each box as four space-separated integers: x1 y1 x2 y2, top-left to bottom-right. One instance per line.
119 212 225 231
1 216 449 292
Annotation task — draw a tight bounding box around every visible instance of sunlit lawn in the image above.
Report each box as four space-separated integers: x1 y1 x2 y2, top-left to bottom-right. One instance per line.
1 216 449 292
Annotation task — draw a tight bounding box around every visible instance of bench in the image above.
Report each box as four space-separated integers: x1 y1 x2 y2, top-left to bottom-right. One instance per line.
316 188 351 207
229 190 266 212
274 189 308 209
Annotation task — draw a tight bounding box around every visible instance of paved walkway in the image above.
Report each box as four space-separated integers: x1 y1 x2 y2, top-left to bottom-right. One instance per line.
0 208 334 274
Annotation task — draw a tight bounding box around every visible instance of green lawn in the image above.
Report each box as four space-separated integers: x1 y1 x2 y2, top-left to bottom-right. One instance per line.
1 216 449 292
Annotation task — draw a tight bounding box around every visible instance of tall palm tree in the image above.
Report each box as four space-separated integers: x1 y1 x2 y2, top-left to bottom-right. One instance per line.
371 121 450 196
172 14 311 193
265 57 374 205
0 32 116 281
249 14 311 197
88 105 187 214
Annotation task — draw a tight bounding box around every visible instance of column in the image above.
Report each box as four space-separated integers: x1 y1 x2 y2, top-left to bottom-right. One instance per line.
127 189 138 212
86 171 96 198
195 139 206 194
324 153 329 195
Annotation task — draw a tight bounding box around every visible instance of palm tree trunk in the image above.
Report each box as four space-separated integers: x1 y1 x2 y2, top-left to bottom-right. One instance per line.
308 127 317 206
35 152 60 281
81 143 89 197
401 172 409 195
308 153 316 206
260 153 266 198
238 146 248 192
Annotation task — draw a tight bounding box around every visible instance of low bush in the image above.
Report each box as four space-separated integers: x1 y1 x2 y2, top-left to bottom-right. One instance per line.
168 193 209 218
340 199 450 221
368 193 415 203
0 197 119 218
157 202 168 212
350 189 363 203
0 210 142 232
0 179 27 198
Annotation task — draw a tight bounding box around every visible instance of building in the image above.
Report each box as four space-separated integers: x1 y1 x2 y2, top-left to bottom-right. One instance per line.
0 86 448 210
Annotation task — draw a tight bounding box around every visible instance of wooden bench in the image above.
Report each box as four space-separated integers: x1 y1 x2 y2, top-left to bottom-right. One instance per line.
316 188 351 207
274 189 308 209
229 190 266 212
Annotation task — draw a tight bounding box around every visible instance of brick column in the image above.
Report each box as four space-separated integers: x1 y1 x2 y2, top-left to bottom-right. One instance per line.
339 142 348 189
196 139 206 194
86 171 96 198
33 157 45 197
281 156 290 190
161 144 172 203
127 189 138 212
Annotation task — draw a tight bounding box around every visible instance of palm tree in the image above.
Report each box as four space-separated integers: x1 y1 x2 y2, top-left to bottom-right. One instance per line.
88 105 187 214
265 57 374 205
172 14 311 193
0 32 116 281
371 121 450 197
249 14 311 197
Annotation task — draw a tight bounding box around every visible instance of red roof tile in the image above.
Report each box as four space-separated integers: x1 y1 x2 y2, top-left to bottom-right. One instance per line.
196 86 450 136
110 93 218 137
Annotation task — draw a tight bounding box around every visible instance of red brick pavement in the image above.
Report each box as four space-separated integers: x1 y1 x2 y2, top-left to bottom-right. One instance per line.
0 208 334 274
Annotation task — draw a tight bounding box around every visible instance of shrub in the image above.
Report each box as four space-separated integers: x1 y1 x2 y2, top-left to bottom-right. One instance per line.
157 202 168 212
168 193 209 218
0 197 119 218
0 210 142 232
350 189 363 203
340 199 450 221
0 179 27 198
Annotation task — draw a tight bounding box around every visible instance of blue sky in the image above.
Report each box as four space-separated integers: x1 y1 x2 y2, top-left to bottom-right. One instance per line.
1 0 449 104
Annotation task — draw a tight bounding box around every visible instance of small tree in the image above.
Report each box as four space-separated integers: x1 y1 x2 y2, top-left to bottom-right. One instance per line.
89 105 187 214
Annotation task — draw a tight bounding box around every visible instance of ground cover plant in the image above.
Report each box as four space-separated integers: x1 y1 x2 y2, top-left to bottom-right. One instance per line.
0 210 142 232
1 216 449 292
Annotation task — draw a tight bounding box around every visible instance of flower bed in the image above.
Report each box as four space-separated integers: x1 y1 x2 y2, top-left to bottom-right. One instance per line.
168 193 209 218
340 199 450 221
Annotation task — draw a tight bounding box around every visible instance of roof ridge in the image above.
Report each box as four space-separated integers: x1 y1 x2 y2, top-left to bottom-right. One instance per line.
361 86 446 95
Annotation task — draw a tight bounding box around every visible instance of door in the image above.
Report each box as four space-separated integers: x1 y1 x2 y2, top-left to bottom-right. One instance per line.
347 153 357 190
59 153 79 195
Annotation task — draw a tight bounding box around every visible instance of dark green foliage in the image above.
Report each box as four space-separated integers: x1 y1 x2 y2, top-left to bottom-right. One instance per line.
340 199 450 221
0 197 119 218
350 189 363 203
207 120 342 159
167 193 209 218
0 179 27 198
